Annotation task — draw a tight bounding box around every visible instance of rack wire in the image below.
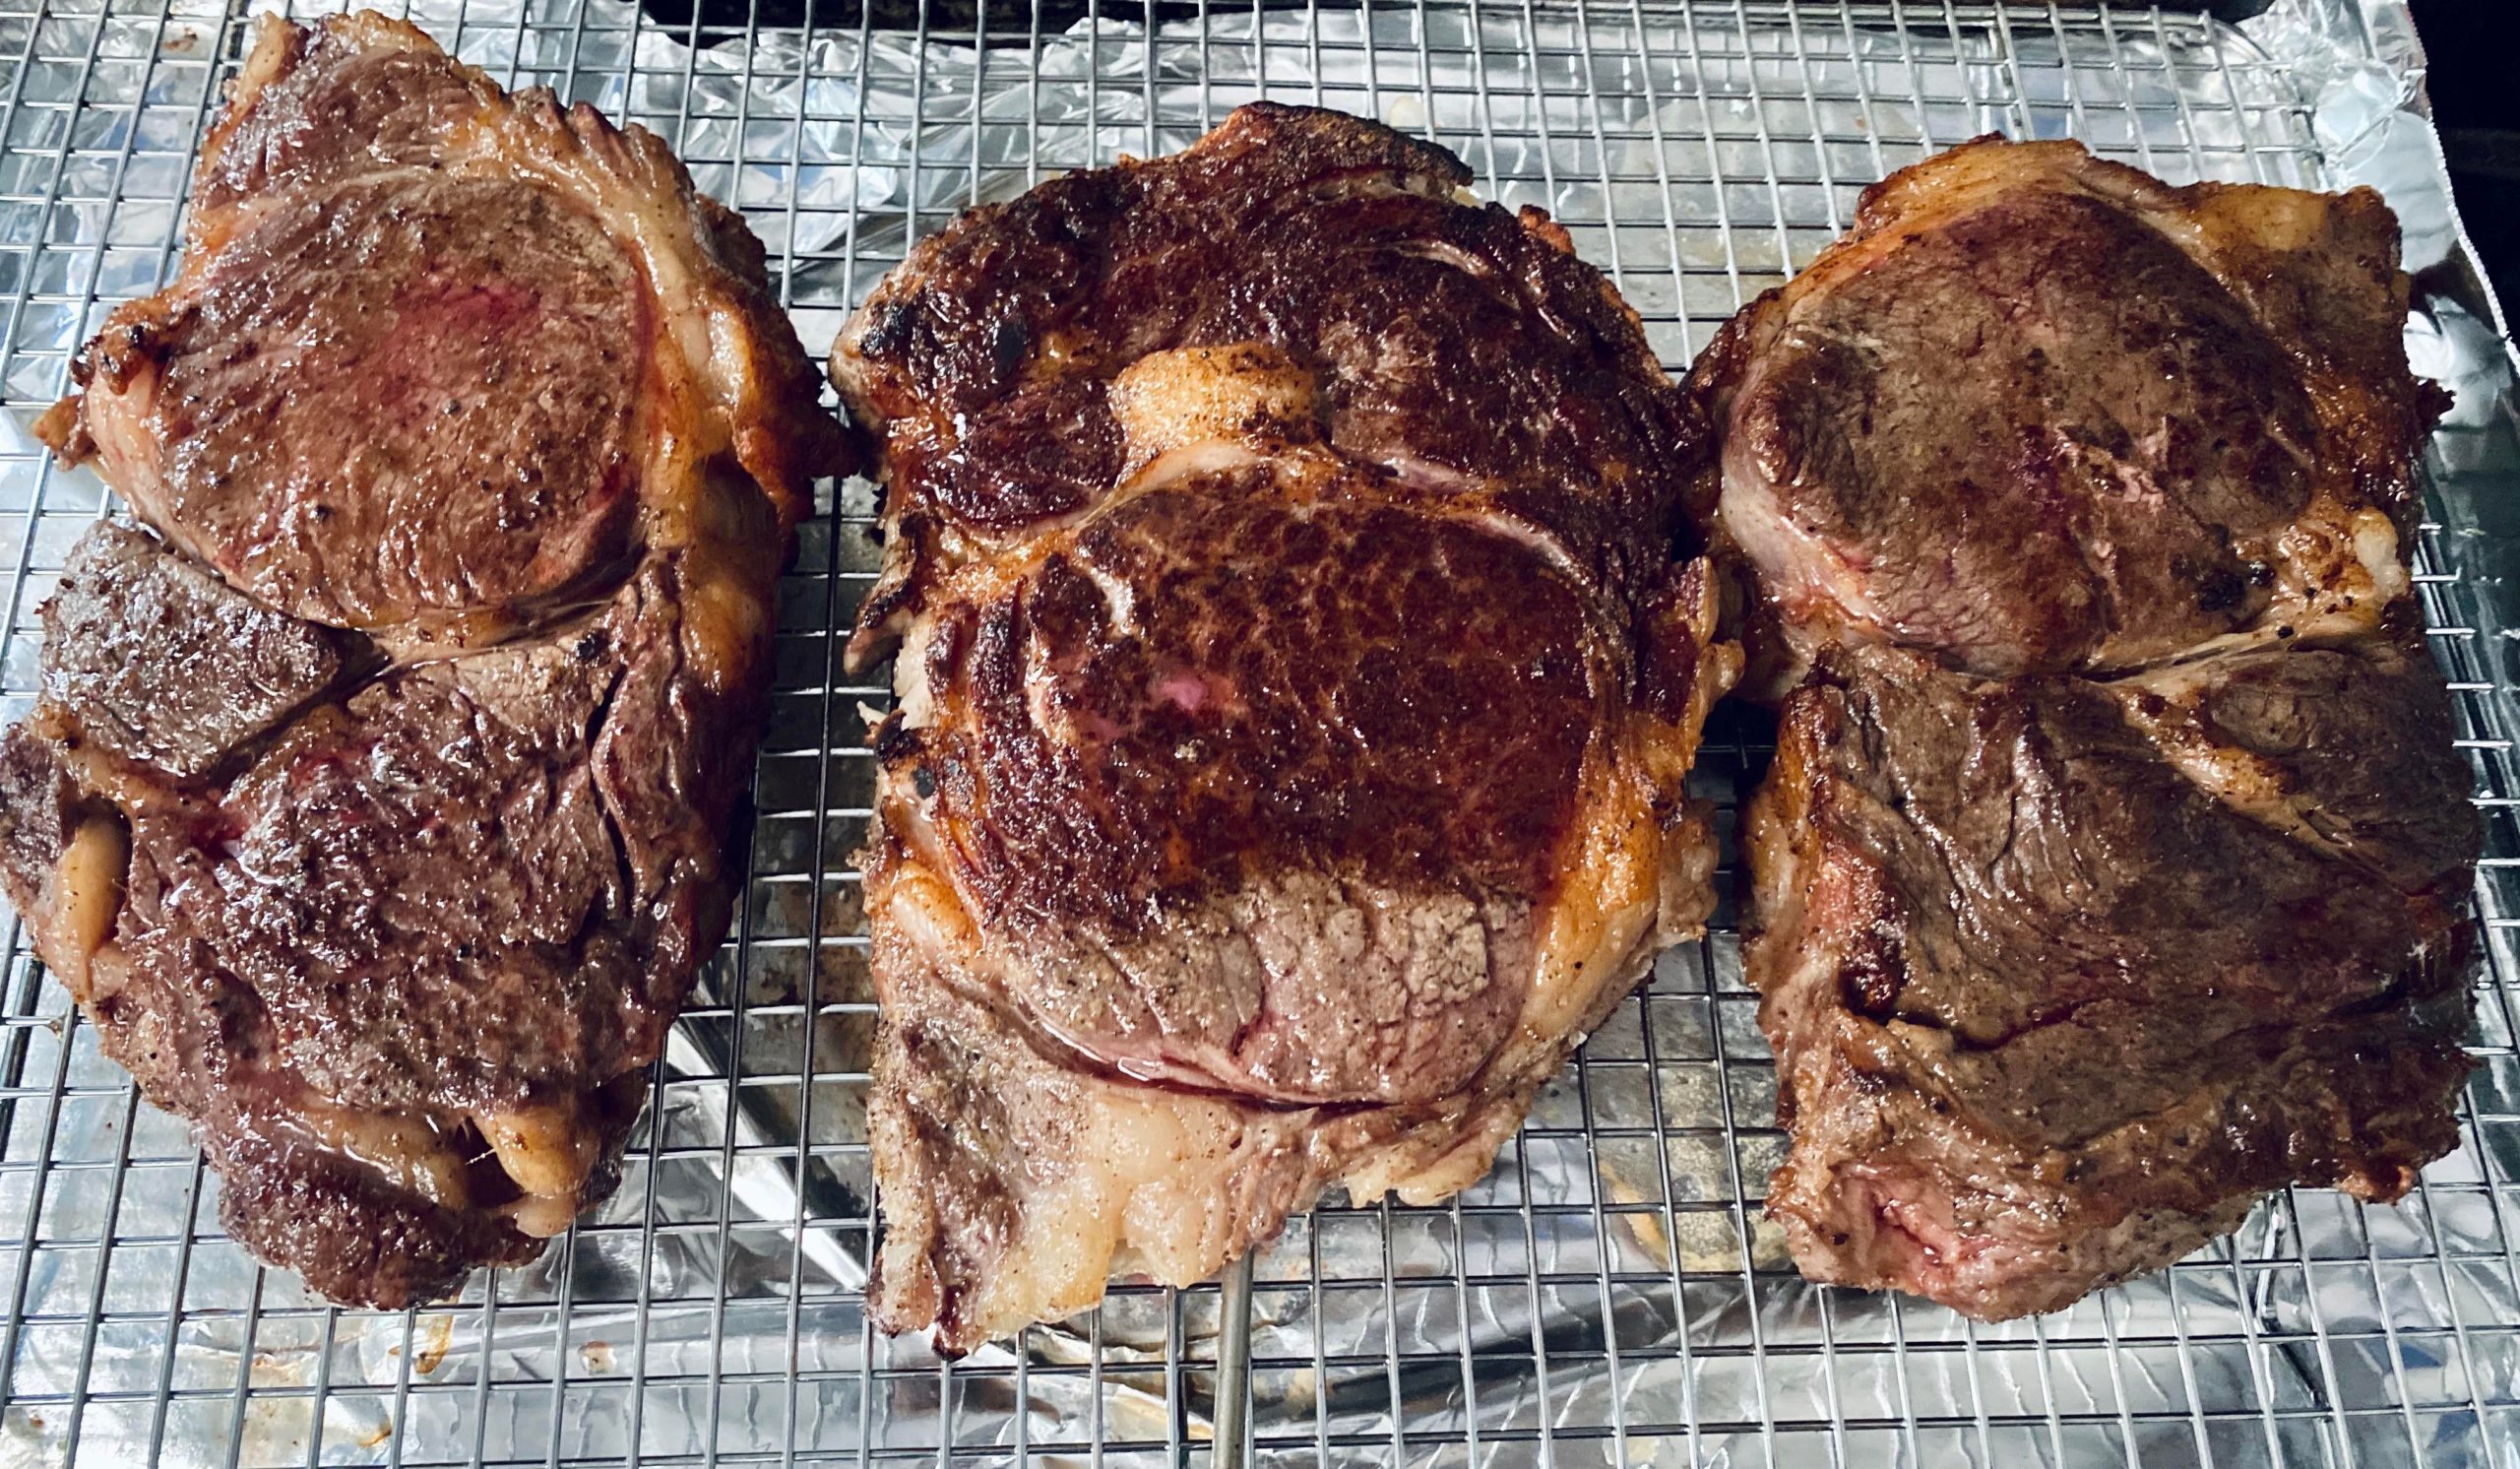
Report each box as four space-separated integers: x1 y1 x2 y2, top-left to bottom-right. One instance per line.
0 0 2516 1464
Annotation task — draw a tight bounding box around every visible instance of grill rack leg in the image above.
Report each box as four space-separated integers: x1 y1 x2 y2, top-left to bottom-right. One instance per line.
1213 1252 1255 1468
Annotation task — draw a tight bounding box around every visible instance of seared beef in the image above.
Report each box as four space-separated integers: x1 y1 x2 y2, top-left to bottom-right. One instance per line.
39 524 349 780
836 103 1737 1351
1748 635 2474 1316
1704 138 2438 696
1695 138 2476 1318
0 13 849 1308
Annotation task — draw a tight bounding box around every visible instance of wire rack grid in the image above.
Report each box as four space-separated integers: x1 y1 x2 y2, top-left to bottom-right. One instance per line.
0 0 2517 1465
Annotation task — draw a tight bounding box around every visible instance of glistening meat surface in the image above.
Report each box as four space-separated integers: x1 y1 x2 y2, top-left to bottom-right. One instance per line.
1703 139 2437 695
0 12 850 1308
1693 138 2478 1319
836 103 1737 1352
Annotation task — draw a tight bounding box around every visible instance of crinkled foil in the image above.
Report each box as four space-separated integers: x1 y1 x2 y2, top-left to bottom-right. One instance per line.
0 2 2515 1465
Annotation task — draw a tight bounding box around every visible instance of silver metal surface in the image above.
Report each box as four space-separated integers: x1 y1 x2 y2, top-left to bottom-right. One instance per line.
0 1 2515 1465
1214 1256 1253 1469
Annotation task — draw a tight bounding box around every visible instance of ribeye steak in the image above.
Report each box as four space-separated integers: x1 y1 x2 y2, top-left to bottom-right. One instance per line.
0 12 849 1307
835 103 1738 1351
1693 138 2477 1318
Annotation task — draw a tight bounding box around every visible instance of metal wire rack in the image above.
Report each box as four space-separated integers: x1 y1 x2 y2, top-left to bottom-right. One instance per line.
1 0 2517 1464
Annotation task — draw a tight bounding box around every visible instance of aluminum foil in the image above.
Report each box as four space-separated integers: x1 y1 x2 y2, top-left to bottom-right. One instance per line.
0 1 2515 1465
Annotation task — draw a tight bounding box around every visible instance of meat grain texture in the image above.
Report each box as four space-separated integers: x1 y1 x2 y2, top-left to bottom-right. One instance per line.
836 104 1739 1352
1692 138 2479 1319
0 13 850 1307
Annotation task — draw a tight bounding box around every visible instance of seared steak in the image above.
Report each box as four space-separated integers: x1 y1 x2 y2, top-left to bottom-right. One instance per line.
1746 633 2475 1316
836 103 1736 1351
1705 139 2441 695
1695 139 2476 1317
0 13 848 1307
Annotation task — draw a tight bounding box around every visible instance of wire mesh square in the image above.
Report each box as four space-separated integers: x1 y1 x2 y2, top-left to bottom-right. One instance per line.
0 1 2515 1465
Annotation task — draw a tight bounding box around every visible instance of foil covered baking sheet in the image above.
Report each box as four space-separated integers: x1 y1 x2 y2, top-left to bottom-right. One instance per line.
0 1 2515 1464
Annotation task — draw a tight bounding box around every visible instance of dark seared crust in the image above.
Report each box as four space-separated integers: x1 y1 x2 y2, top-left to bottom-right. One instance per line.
919 479 1604 930
164 565 727 1118
214 1134 543 1309
840 100 1472 432
905 476 1587 1106
0 725 81 915
1694 137 2450 688
839 100 1703 670
0 14 848 1308
131 171 648 631
1709 138 2476 1319
1749 640 2473 1316
41 524 348 780
2119 631 2482 894
843 104 1733 1349
1735 190 2310 671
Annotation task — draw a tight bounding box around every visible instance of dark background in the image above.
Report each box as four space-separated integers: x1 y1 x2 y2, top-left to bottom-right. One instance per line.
2405 1 2516 317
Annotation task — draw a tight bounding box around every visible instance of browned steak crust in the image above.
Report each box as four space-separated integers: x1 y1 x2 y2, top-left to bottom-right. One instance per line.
137 172 646 631
841 102 1706 660
1697 137 2475 1319
0 13 850 1309
1749 634 2475 1315
1701 139 2442 694
838 103 1736 1351
38 524 349 780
